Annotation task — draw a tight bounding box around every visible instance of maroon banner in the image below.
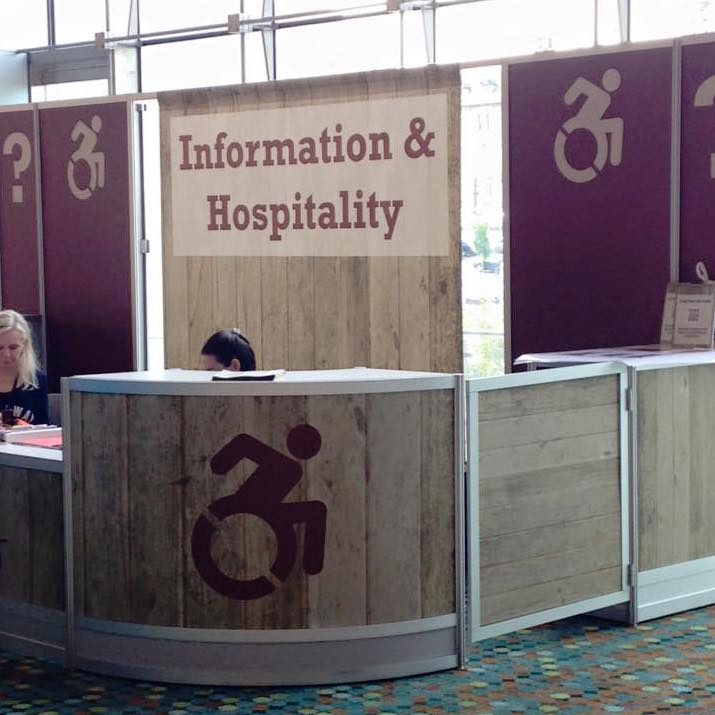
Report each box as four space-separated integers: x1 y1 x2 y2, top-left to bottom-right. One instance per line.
40 101 134 390
508 48 673 364
681 41 715 282
0 109 41 315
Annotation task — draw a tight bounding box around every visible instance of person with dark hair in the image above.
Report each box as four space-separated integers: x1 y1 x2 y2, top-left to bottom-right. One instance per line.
201 329 257 372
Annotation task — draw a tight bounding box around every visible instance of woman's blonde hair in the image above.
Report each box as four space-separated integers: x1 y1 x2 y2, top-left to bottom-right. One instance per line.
0 310 38 389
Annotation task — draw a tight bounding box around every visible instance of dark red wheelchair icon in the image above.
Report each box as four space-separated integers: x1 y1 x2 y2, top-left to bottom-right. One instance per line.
191 424 327 600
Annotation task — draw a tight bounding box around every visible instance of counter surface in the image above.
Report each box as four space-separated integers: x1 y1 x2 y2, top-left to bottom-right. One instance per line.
515 345 715 369
0 443 63 473
67 368 458 395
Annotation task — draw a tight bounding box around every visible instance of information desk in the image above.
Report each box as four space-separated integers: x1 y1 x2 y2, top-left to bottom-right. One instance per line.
64 368 464 685
0 444 65 661
515 348 715 622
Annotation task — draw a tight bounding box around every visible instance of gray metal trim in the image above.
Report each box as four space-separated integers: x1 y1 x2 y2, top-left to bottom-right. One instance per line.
670 40 682 282
454 375 466 666
501 62 512 372
67 374 459 396
627 366 639 625
0 600 65 663
76 613 456 642
0 445 62 473
73 621 458 686
60 377 75 665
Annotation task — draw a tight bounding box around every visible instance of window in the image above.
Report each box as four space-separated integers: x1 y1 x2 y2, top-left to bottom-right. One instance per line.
631 0 715 41
31 79 109 102
276 14 399 80
54 0 107 44
244 32 270 83
461 66 504 378
597 0 625 45
402 8 430 68
139 0 242 34
437 0 595 64
274 1 382 16
0 0 47 49
141 36 241 92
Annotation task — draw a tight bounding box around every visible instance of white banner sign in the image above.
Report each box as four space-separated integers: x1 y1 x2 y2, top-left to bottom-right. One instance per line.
169 94 449 256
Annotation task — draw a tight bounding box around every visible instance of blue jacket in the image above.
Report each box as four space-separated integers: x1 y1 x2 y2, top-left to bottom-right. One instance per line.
0 372 49 425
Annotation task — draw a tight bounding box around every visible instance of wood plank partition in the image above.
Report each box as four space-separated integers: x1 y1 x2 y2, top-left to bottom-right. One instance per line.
0 467 64 610
70 388 455 629
637 365 715 571
476 375 623 625
158 66 461 373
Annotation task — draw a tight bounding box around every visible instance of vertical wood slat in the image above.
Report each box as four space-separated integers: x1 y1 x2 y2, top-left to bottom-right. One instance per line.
638 365 715 570
0 467 65 610
80 393 131 620
366 391 422 623
28 470 64 609
233 84 264 369
242 396 308 628
637 371 658 571
395 71 431 372
0 467 30 603
160 96 190 369
306 394 367 627
420 389 456 616
127 395 183 626
257 83 290 371
688 366 715 561
160 67 461 374
429 68 462 374
182 395 246 628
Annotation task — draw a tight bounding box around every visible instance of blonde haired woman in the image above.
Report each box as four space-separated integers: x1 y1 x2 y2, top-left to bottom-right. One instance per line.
0 310 48 425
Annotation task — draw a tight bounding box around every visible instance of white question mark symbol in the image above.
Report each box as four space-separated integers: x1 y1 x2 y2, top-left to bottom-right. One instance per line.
694 75 715 178
2 132 31 204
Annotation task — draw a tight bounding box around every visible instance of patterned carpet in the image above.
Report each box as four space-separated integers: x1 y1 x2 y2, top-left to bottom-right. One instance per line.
0 606 712 714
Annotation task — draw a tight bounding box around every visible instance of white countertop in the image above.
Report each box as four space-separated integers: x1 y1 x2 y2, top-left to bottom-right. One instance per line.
515 345 715 370
0 443 63 473
67 367 460 396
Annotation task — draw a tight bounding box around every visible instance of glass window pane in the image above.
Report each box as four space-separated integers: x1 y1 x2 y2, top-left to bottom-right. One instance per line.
140 0 241 34
277 14 399 80
54 0 106 44
402 8 429 68
461 66 504 378
0 0 47 49
631 0 715 41
244 32 270 83
108 0 134 37
597 0 624 45
275 2 381 17
31 79 109 102
141 36 241 92
437 0 595 65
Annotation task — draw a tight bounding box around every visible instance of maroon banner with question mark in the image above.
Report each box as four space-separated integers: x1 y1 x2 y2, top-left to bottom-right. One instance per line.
0 109 41 315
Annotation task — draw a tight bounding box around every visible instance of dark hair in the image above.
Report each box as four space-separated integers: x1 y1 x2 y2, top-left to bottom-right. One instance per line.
201 329 256 371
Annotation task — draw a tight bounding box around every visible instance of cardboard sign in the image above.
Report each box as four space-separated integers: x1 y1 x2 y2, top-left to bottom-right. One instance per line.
672 283 715 348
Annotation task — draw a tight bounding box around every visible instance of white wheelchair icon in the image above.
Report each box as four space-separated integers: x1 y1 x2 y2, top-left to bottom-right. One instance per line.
67 115 105 201
554 69 624 184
